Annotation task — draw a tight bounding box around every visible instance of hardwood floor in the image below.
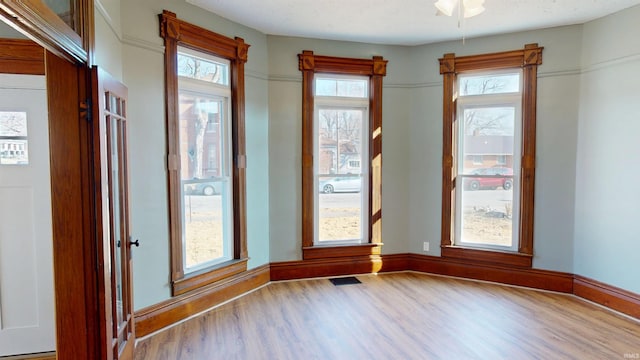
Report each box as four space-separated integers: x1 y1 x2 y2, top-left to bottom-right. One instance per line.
134 272 640 359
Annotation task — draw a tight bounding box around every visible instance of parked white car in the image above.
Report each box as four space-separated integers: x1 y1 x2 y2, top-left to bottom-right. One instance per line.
319 176 361 193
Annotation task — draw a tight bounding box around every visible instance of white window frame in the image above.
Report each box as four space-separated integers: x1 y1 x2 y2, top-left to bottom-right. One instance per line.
454 69 523 252
178 50 234 273
313 74 370 246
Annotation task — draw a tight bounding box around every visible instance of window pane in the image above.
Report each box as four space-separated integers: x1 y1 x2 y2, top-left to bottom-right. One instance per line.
0 111 29 165
316 78 367 98
43 0 76 30
317 109 363 175
458 73 520 96
461 107 515 171
459 187 514 247
318 177 362 242
457 105 518 248
179 92 232 271
178 52 229 85
316 107 365 243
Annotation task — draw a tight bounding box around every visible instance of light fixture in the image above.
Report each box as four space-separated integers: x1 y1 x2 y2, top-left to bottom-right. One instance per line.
435 0 485 19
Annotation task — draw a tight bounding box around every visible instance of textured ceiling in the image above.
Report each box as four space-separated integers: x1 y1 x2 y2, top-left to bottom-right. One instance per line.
187 0 640 45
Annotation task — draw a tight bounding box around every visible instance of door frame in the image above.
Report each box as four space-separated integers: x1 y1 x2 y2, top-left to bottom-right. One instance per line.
0 4 107 359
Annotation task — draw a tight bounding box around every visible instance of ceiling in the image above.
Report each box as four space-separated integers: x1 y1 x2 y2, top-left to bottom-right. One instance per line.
186 0 640 46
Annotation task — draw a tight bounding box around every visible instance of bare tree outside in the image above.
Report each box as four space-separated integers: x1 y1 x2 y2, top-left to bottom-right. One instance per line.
460 76 516 136
192 104 209 179
178 53 225 84
457 72 520 248
318 109 362 175
317 107 365 242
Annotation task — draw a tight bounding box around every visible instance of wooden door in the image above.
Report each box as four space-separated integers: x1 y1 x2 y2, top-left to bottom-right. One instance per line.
92 67 135 360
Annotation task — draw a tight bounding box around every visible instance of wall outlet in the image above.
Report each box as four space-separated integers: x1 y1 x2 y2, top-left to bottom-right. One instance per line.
423 242 430 252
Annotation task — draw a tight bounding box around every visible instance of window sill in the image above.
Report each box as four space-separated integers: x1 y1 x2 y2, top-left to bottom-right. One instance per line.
172 258 248 296
441 245 532 268
303 243 383 260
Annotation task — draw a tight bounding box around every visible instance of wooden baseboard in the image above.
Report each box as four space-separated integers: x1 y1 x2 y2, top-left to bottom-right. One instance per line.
134 264 270 338
574 275 640 320
270 253 573 293
406 253 574 293
270 255 383 281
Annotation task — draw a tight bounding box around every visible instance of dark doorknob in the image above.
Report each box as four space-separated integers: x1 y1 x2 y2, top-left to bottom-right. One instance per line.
129 239 140 247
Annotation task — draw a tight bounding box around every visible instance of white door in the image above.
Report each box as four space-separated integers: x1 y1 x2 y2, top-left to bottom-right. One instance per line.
0 74 55 356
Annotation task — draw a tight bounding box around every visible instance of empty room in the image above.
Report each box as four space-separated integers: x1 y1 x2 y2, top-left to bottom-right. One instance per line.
0 0 639 359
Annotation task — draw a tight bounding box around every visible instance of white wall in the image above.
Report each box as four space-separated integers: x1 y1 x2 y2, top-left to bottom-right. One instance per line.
94 0 123 80
575 5 640 293
0 21 27 38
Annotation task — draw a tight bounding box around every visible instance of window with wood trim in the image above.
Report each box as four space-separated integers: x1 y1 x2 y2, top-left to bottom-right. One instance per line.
160 10 249 295
299 51 387 260
439 44 543 268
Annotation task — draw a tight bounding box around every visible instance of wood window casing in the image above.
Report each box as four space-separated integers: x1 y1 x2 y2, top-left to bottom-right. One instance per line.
159 10 249 296
299 51 387 259
439 44 543 268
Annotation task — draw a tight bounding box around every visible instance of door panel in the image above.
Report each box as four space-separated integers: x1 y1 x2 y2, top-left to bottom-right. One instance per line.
93 67 134 360
0 74 55 356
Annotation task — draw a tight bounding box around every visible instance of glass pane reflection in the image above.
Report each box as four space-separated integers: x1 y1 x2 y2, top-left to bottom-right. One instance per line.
43 0 76 30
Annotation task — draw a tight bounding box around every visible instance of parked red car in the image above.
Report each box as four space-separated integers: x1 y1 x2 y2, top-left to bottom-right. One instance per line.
464 167 513 190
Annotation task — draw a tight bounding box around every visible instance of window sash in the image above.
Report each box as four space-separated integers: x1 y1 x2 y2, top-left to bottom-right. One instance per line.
177 88 234 273
313 102 369 245
177 46 230 86
454 99 522 252
315 74 369 99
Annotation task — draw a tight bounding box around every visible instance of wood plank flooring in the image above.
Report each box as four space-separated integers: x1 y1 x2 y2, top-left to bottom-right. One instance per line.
134 272 640 360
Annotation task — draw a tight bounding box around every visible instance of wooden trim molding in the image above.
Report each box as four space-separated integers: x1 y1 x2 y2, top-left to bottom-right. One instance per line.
159 10 250 296
0 0 92 64
172 259 248 296
270 254 411 281
46 52 103 360
302 243 383 260
0 39 44 75
134 264 270 338
270 256 384 281
440 246 533 268
438 43 543 267
270 253 572 293
574 275 640 320
298 50 387 259
407 253 572 293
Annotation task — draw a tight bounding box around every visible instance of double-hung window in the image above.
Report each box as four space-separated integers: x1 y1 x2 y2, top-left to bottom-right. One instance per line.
439 44 543 267
299 51 387 260
315 75 369 245
455 70 522 251
177 47 233 271
160 11 249 295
